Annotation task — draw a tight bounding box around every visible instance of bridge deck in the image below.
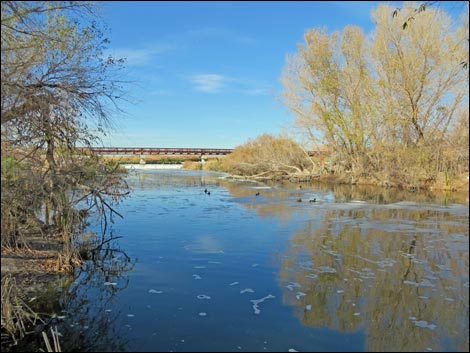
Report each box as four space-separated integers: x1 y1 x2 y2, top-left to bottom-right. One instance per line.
89 147 234 156
89 147 326 157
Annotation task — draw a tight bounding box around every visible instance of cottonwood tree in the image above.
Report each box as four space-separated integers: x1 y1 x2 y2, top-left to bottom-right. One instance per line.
372 3 467 146
282 3 468 185
282 26 375 175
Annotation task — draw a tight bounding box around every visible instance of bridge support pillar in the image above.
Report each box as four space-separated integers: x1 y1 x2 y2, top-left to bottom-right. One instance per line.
139 155 146 165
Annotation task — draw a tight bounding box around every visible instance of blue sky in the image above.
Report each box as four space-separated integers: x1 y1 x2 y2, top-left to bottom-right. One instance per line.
97 1 464 148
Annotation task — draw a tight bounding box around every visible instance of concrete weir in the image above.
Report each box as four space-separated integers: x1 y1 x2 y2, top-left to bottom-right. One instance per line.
122 164 182 170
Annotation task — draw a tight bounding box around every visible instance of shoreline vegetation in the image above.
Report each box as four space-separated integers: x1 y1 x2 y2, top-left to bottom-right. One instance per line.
1 1 468 351
1 1 130 351
178 134 469 193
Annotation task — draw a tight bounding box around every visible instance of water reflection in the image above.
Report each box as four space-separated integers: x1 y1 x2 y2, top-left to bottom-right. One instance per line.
222 178 469 351
128 169 223 190
276 206 469 352
44 233 134 352
37 170 468 352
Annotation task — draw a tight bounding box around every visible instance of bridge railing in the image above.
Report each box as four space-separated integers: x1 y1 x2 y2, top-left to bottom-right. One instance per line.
89 147 234 156
88 147 327 156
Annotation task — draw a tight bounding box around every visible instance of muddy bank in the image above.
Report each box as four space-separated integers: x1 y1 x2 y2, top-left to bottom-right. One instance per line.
1 238 65 294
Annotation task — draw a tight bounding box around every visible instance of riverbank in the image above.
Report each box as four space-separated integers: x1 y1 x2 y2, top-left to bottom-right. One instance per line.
194 161 470 192
1 238 66 350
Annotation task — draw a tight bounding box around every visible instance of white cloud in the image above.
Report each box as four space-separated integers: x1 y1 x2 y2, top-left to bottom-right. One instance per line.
107 44 175 66
188 74 227 93
187 73 272 95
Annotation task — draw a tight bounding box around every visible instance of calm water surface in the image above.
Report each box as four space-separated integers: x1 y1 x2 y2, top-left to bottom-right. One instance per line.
49 170 469 352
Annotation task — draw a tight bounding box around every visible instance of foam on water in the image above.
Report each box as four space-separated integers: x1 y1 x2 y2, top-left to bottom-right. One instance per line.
250 294 276 315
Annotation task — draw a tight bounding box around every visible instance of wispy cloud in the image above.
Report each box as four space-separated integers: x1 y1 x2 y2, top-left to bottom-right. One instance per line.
180 27 256 45
187 73 271 95
188 74 227 93
244 88 270 96
107 27 254 68
107 44 175 66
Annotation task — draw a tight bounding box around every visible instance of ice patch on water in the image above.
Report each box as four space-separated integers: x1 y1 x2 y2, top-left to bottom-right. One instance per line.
403 279 434 287
197 294 211 300
251 294 275 315
317 266 337 274
306 305 312 311
323 249 339 256
148 289 163 294
127 314 135 317
229 282 239 286
337 290 345 294
194 266 207 269
295 292 306 300
240 289 255 294
286 282 301 291
355 255 396 268
413 320 437 330
198 312 207 316
104 282 117 286
306 273 318 280
251 263 259 267
192 274 202 280
288 349 299 352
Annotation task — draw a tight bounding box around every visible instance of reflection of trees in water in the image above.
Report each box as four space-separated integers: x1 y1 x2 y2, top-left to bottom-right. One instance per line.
278 207 469 352
58 234 134 352
129 170 224 190
221 178 469 224
316 183 468 205
221 181 298 222
29 230 135 352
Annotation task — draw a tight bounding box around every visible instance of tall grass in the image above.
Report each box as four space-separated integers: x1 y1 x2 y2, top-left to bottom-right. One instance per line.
1 275 42 345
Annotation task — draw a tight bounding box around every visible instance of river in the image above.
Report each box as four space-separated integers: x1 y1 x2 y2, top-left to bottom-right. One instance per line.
36 169 469 352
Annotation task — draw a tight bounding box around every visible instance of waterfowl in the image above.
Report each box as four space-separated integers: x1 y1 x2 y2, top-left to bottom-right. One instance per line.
297 198 302 202
255 192 260 196
309 198 316 203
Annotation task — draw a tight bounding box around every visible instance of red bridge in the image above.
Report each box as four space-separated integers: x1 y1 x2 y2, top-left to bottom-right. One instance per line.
89 147 234 156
